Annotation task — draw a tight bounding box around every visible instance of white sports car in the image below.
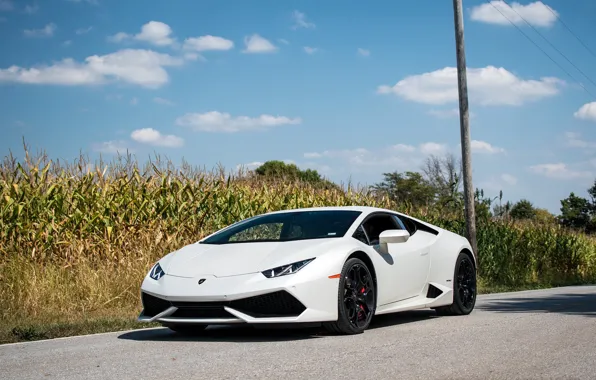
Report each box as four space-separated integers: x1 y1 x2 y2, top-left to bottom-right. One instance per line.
138 206 477 334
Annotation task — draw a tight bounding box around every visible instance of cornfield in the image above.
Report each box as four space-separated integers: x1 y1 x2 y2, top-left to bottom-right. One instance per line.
1 147 596 338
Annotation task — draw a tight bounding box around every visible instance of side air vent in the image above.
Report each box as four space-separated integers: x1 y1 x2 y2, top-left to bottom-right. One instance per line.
426 284 443 299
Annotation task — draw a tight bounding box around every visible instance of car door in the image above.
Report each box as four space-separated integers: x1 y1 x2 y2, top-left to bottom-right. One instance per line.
359 213 431 305
386 214 432 302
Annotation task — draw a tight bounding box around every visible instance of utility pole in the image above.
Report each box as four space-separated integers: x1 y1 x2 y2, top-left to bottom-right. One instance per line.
452 0 478 262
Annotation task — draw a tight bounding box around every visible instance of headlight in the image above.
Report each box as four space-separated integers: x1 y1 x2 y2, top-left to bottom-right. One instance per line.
149 262 165 280
261 258 315 278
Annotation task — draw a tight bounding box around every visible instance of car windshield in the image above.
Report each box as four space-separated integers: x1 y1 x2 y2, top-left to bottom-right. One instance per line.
200 210 362 244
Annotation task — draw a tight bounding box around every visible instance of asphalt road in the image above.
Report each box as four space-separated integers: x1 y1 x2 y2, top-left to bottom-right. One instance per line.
1 286 595 380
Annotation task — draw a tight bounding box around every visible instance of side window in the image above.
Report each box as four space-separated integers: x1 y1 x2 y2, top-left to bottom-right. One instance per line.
361 214 401 245
352 225 369 245
391 215 407 230
395 215 417 235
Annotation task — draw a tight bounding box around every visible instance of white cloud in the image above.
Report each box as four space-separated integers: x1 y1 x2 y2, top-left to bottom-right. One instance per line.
24 4 38 14
109 21 175 47
501 173 518 185
236 161 264 171
153 97 174 106
471 140 505 154
304 148 369 160
303 46 318 54
303 152 322 159
183 35 234 52
378 66 563 106
278 38 290 45
357 48 370 57
0 49 185 88
470 1 558 28
130 128 184 147
529 163 592 180
92 140 132 154
24 23 56 37
564 132 595 149
304 142 442 171
175 111 301 133
420 142 448 155
183 52 203 61
574 102 596 122
108 32 128 43
243 34 277 53
291 10 315 29
76 26 92 35
63 40 72 47
392 144 417 153
0 0 13 11
130 97 138 105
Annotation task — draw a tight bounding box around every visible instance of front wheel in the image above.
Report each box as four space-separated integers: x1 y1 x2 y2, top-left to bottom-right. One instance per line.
434 251 477 316
323 257 376 334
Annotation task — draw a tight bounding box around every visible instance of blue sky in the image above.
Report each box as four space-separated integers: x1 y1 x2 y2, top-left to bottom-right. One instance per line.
2 0 596 214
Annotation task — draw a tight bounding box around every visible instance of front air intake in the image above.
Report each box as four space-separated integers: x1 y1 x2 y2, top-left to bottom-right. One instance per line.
141 290 306 319
141 292 172 317
229 290 306 317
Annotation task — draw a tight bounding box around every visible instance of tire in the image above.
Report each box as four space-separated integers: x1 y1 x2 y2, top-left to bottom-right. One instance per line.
434 251 477 316
323 257 376 335
166 324 208 335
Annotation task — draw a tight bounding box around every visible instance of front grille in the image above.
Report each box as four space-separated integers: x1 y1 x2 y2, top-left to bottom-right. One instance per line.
141 292 172 317
141 290 306 319
170 300 234 319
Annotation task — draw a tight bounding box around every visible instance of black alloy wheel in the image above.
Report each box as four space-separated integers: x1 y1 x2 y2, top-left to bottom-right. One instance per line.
324 257 376 334
434 251 477 316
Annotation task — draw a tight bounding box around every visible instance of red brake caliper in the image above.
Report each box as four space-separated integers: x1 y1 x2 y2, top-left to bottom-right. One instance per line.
358 288 366 319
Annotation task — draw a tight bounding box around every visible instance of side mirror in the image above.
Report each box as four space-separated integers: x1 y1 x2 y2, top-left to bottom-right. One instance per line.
379 229 410 244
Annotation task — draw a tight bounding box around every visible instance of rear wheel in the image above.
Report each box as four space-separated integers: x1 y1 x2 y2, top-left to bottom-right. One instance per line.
166 324 208 335
324 258 376 334
434 251 476 316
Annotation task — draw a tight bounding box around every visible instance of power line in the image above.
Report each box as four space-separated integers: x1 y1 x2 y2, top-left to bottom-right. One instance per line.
487 0 595 99
542 2 596 61
500 0 596 90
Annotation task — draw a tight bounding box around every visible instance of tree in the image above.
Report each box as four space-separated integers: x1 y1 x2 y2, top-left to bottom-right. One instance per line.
534 208 556 225
255 160 302 180
420 153 463 209
509 199 536 220
371 171 435 208
254 160 339 190
559 192 592 231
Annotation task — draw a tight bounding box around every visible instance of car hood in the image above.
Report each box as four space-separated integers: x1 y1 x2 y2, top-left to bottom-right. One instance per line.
163 238 341 278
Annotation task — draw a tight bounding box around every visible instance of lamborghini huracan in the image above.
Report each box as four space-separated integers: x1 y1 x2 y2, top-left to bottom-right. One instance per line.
138 206 477 335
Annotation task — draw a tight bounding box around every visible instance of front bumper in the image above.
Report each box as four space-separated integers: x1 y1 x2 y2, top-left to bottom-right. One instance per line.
138 270 339 325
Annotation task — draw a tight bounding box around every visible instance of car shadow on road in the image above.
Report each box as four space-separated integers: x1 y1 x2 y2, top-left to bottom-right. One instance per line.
477 292 596 316
118 324 324 343
368 309 438 330
117 310 436 342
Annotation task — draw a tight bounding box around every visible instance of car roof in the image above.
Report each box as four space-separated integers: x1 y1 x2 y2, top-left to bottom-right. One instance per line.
262 205 397 215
